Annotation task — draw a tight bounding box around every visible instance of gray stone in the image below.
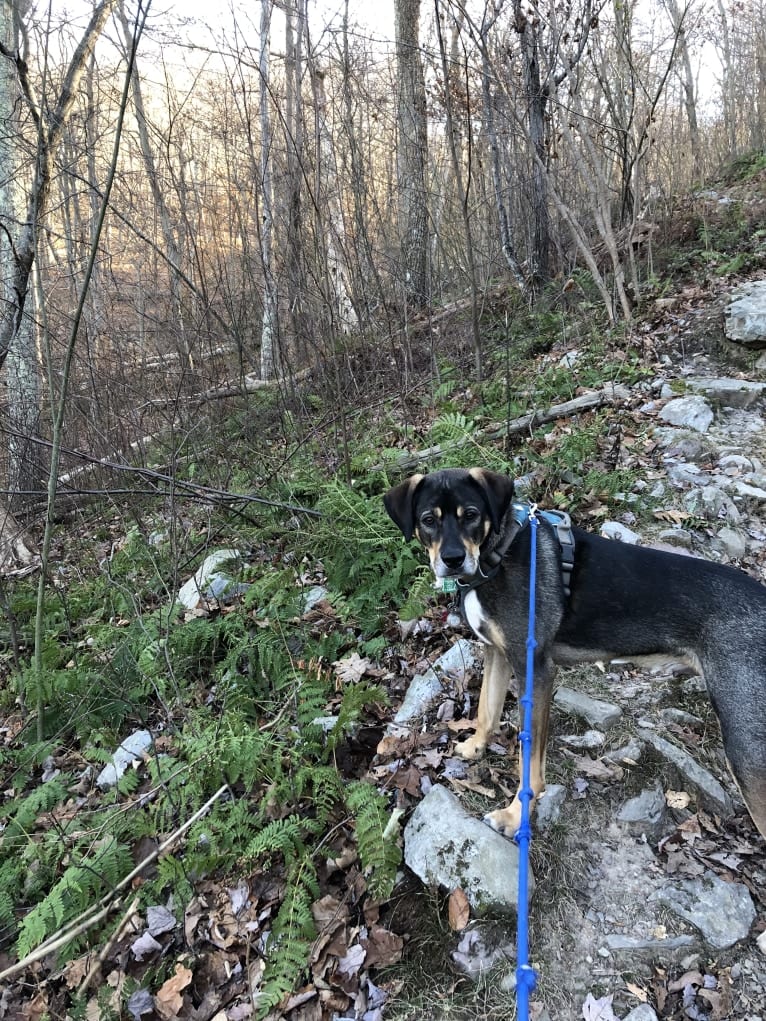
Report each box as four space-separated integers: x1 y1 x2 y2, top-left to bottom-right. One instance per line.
604 933 695 955
716 525 747 559
686 377 766 409
660 708 703 729
652 870 755 949
177 549 244 610
554 687 623 730
617 785 666 839
434 638 478 677
718 453 755 473
404 784 531 916
97 729 153 789
559 729 605 749
655 429 717 462
302 585 329 613
726 478 766 505
683 485 741 522
605 738 643 766
393 640 478 724
637 728 734 819
393 668 443 724
535 784 566 830
600 521 641 544
659 396 714 433
725 280 766 346
666 462 711 488
657 528 693 548
623 1005 661 1021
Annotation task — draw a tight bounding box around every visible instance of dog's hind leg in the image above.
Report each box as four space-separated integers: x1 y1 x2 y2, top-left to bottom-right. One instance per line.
484 653 555 839
706 661 766 840
455 644 511 761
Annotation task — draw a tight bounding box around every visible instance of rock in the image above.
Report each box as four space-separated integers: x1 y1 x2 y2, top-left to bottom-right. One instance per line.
302 585 329 613
726 478 766 505
97 729 153 789
451 922 515 977
683 485 741 522
637 728 734 819
657 528 693 548
554 687 622 730
617 785 666 839
718 453 755 473
177 549 245 610
393 640 477 725
659 396 714 433
600 521 641 544
605 738 643 765
655 429 717 462
434 639 478 676
558 350 581 368
652 870 755 949
404 784 531 916
660 708 703 729
666 462 711 488
716 525 747 559
604 933 695 957
559 729 605 749
535 784 566 830
623 1005 661 1021
393 668 443 724
686 377 766 409
725 280 766 346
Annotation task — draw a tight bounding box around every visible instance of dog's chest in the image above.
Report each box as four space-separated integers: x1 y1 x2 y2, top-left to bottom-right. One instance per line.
461 590 493 645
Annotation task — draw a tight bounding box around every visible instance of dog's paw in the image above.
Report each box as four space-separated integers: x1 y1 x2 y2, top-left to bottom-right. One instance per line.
454 735 486 760
483 805 522 839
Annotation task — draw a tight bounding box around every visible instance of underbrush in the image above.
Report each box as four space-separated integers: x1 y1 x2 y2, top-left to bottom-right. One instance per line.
0 318 654 1016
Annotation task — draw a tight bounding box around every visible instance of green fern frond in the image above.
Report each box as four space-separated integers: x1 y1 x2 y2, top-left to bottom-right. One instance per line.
346 781 402 900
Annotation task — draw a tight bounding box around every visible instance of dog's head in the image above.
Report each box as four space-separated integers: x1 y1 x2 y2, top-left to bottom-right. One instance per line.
383 468 515 579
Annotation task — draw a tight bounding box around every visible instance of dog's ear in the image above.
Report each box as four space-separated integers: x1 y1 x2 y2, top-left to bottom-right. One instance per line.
468 468 515 532
383 474 425 541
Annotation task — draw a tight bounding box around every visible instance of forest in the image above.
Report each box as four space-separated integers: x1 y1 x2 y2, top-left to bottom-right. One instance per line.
1 0 766 1017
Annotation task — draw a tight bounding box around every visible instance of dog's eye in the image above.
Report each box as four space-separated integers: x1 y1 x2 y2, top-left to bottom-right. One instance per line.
420 513 436 529
464 507 481 522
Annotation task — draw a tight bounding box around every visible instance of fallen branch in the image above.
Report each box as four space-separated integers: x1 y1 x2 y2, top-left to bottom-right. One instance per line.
375 383 632 472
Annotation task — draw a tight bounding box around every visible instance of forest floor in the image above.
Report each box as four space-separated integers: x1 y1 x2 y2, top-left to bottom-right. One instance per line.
3 163 766 1021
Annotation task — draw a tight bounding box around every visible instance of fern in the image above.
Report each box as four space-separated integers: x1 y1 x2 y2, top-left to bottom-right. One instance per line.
346 781 402 900
15 835 132 958
257 860 318 1019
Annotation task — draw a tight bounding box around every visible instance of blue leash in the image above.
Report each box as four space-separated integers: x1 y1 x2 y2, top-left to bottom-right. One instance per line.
515 507 539 1018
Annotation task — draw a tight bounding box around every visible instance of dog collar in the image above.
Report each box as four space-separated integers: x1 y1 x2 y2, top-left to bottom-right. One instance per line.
455 502 575 598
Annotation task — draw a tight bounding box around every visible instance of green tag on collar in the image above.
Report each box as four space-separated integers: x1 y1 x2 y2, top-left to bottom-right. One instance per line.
439 577 458 594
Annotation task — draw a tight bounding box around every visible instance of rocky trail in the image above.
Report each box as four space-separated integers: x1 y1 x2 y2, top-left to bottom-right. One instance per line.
376 280 766 1021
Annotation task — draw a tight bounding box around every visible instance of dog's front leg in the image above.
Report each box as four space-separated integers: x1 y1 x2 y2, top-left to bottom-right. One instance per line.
485 654 554 838
454 645 511 760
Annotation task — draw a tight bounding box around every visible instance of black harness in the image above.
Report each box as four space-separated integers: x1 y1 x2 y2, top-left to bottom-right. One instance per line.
455 502 575 600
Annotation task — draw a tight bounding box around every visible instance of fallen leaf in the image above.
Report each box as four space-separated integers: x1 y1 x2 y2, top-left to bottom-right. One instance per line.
361 924 404 967
448 888 470 931
336 943 366 977
154 963 193 1020
666 789 691 809
624 981 648 1003
333 652 372 685
581 992 618 1020
131 930 162 961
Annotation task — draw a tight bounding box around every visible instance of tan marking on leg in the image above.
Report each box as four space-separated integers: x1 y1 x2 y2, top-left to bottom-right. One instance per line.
455 645 510 760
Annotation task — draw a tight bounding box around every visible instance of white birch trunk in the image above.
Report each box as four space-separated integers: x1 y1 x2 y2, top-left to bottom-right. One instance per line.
259 0 277 379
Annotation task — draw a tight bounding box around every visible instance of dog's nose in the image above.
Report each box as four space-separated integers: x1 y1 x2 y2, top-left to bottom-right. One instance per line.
442 551 465 570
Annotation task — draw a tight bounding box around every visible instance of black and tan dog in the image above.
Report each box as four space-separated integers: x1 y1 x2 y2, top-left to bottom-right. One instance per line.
384 467 766 840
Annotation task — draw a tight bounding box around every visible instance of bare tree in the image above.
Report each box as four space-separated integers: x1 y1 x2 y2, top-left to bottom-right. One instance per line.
0 0 119 503
395 0 429 309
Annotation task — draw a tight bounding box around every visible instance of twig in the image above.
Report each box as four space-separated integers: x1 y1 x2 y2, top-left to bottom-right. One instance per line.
0 783 230 982
78 893 141 995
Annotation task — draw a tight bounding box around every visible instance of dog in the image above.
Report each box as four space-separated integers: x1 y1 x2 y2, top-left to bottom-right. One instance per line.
384 467 766 840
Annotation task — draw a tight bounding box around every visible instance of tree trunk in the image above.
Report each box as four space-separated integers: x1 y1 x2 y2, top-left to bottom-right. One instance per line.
664 0 701 180
259 0 278 379
395 0 429 309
